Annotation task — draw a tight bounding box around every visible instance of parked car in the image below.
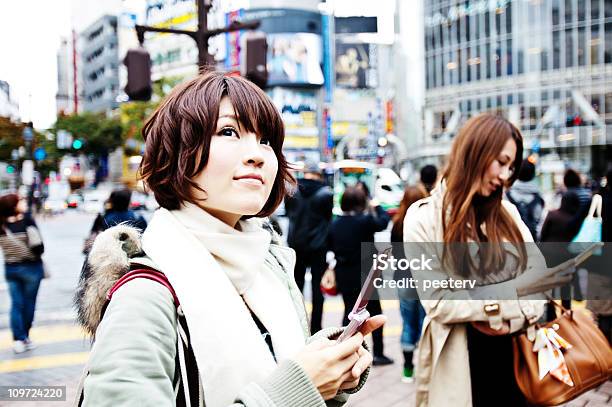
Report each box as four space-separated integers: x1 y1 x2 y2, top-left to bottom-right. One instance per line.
130 191 149 211
66 193 83 209
82 191 107 214
43 198 67 214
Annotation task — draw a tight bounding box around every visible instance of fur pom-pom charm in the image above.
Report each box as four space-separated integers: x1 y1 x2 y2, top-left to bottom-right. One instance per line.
74 225 143 336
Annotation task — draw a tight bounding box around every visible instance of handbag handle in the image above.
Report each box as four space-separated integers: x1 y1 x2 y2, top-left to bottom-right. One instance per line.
543 293 574 321
587 194 602 219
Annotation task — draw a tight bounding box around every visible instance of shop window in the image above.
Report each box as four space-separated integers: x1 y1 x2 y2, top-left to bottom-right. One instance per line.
604 92 612 123
506 39 513 75
606 23 612 63
565 28 575 68
591 0 601 20
553 0 561 25
578 27 586 66
553 30 561 68
577 0 586 21
565 0 573 24
590 26 601 65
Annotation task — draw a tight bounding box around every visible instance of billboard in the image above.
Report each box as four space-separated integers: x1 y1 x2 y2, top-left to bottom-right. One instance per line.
268 87 319 150
267 33 324 87
335 42 378 88
224 8 325 87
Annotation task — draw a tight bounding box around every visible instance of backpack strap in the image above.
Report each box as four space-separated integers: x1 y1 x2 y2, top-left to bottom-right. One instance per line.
75 268 202 407
106 269 180 307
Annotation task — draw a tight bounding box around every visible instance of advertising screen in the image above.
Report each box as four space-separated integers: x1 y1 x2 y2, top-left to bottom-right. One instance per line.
335 42 378 89
267 33 324 87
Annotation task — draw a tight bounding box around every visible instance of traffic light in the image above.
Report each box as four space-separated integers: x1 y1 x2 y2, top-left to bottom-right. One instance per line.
241 33 268 89
6 165 15 174
124 47 152 101
72 139 83 150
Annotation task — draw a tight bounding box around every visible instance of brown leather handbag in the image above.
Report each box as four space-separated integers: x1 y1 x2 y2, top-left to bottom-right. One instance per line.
513 301 612 406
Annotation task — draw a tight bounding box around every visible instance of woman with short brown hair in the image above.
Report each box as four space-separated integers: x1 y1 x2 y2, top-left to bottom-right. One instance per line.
403 114 575 406
76 71 383 407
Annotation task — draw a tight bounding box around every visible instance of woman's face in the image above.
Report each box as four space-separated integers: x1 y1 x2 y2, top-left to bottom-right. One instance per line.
479 138 517 197
192 97 279 227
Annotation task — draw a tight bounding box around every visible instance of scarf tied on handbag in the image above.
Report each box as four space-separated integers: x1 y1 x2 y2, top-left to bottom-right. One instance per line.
533 326 574 386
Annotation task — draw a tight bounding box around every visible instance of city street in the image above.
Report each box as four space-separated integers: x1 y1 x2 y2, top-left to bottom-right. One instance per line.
0 211 610 406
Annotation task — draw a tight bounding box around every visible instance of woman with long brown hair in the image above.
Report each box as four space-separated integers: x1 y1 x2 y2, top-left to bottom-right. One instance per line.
403 114 575 407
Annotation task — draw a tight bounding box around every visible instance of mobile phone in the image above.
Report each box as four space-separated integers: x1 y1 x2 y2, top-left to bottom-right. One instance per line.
573 242 604 266
336 247 390 343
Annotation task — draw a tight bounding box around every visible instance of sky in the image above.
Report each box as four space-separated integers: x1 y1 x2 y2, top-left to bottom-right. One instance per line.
0 0 121 129
0 0 408 130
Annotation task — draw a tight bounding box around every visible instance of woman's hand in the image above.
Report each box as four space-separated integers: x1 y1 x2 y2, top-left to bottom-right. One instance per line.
470 321 510 336
292 334 364 400
515 257 576 297
338 315 386 390
292 315 386 400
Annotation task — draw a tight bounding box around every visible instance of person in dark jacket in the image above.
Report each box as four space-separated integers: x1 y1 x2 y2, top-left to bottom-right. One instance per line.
0 193 45 353
328 186 394 366
419 164 438 194
506 161 544 240
84 189 148 255
564 168 592 213
285 161 333 333
540 192 581 243
90 189 148 234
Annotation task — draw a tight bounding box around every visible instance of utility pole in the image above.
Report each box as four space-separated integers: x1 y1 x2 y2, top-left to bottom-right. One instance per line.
72 29 78 113
134 0 260 72
22 122 35 213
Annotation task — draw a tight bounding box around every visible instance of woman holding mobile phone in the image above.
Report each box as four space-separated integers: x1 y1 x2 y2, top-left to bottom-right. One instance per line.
403 114 576 407
75 71 384 407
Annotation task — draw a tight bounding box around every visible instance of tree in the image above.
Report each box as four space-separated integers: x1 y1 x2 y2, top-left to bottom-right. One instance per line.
54 112 123 156
0 116 25 162
0 117 61 179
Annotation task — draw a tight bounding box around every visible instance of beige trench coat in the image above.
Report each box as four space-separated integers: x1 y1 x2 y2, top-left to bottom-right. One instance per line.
403 185 547 407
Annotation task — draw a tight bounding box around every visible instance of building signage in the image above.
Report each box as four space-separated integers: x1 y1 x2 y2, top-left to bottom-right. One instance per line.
335 42 378 89
268 88 319 150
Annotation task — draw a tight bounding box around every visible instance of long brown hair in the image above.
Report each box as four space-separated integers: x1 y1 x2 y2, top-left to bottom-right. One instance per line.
442 114 527 277
392 185 428 240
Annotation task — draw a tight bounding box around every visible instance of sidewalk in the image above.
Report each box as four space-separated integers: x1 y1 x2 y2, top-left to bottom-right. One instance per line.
1 298 611 406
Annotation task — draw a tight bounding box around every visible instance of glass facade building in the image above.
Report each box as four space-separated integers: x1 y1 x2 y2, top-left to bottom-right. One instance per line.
421 0 612 176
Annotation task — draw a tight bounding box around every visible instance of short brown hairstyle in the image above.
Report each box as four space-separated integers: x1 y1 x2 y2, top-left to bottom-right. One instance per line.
140 70 295 216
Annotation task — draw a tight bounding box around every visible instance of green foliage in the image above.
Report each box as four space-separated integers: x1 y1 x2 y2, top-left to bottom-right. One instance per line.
54 112 123 156
0 116 63 178
0 117 25 162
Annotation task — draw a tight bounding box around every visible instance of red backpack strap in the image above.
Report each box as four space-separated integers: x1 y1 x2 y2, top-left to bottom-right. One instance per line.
106 269 180 307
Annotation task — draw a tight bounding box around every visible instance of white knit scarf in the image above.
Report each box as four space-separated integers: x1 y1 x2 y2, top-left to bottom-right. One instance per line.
141 203 306 407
